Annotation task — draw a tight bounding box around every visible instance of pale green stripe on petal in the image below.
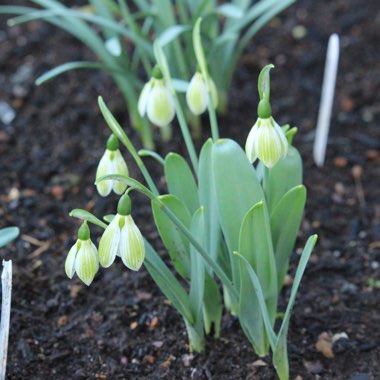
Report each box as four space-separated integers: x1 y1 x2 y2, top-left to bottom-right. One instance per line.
96 150 113 197
257 121 281 168
75 239 99 286
99 216 121 267
245 120 259 163
274 121 289 158
65 241 79 279
147 81 175 128
186 73 208 115
112 150 129 195
120 216 145 271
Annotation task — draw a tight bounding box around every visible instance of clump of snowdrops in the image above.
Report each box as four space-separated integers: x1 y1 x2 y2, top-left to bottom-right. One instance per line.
65 19 317 380
1 0 295 148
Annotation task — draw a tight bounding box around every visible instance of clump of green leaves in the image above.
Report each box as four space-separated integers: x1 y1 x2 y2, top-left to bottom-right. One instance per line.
1 0 296 148
65 19 316 380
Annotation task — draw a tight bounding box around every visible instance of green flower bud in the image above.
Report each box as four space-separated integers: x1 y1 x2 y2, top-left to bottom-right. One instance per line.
106 134 119 151
96 146 129 197
117 193 132 216
186 72 218 115
257 99 271 119
151 64 163 80
138 77 175 128
78 222 90 240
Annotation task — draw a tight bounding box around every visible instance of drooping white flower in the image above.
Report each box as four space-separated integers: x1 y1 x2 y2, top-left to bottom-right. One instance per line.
98 194 145 271
96 135 129 197
186 72 218 115
138 66 175 128
65 223 99 286
245 116 288 168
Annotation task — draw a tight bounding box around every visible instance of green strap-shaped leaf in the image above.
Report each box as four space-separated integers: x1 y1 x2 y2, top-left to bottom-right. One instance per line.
164 153 199 215
152 195 191 279
264 144 303 213
217 4 244 18
198 139 222 263
234 251 276 349
273 235 318 380
0 227 20 248
270 185 306 290
143 239 193 324
212 139 265 293
35 61 108 86
189 207 206 319
158 25 191 46
99 172 238 301
238 201 278 355
202 272 222 337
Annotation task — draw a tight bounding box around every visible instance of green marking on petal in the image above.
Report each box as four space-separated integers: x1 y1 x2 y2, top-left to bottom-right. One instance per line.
99 216 121 267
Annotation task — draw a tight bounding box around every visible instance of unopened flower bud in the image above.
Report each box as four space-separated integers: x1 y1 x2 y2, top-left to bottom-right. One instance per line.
96 135 129 197
138 66 175 128
186 72 218 115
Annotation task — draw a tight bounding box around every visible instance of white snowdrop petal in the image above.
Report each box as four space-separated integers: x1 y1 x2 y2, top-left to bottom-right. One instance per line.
96 150 113 197
138 81 152 117
273 121 289 158
75 240 99 286
65 241 79 279
147 81 175 127
208 77 219 109
257 121 281 168
112 150 129 195
120 216 145 271
186 73 208 115
99 216 121 268
245 120 259 163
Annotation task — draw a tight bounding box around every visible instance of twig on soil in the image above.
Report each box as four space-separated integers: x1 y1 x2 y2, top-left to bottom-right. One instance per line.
21 234 51 258
0 260 12 380
352 165 366 209
313 34 340 167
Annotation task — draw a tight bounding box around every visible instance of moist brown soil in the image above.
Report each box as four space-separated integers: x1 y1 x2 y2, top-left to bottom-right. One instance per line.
0 0 379 379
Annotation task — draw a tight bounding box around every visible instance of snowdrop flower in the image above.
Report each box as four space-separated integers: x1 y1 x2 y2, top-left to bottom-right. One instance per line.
99 194 145 271
65 223 99 286
186 72 218 115
245 99 288 168
138 66 175 128
96 134 129 197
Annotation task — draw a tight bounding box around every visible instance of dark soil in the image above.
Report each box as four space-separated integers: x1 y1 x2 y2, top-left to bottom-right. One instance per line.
1 0 379 379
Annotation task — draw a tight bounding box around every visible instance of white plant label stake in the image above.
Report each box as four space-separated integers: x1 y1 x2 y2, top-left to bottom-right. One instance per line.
313 34 340 167
0 260 12 380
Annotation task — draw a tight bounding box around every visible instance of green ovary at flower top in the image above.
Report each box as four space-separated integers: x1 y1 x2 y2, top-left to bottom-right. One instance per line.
99 193 145 271
186 71 218 116
65 222 99 286
138 66 175 128
96 134 129 197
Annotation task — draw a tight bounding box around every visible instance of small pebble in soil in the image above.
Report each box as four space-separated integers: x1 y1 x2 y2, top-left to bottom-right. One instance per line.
0 101 16 124
316 332 334 358
182 353 194 367
340 281 359 295
333 156 348 167
303 360 324 374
